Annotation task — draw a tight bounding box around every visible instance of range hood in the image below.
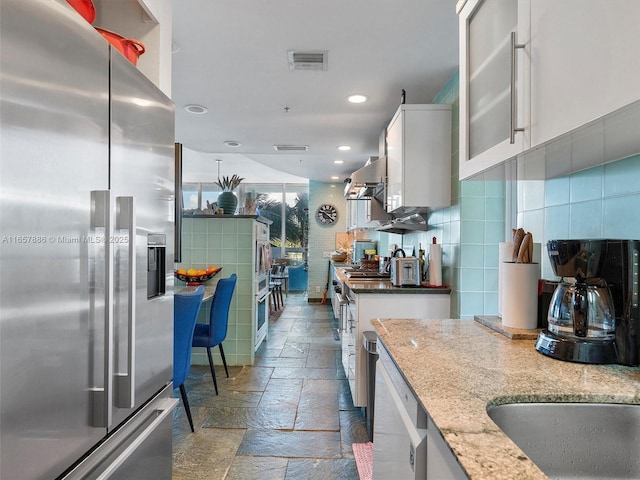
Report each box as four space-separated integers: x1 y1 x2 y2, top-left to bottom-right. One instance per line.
344 156 386 199
376 210 428 235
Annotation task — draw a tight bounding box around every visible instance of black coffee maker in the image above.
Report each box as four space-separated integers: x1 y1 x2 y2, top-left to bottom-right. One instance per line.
535 239 640 365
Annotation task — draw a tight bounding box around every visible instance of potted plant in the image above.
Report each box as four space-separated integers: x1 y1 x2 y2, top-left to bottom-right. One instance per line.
215 174 244 214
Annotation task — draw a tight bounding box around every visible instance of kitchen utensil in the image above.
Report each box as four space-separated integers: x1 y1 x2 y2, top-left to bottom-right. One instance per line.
379 257 391 274
95 27 146 65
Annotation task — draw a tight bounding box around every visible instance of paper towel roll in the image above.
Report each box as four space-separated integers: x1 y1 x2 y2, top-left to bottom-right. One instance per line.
501 262 539 329
429 243 442 286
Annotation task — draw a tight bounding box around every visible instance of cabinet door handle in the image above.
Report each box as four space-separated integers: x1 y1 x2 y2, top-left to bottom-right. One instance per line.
510 31 525 144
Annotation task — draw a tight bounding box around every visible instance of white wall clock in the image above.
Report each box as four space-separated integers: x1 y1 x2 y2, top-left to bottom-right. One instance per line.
316 203 338 226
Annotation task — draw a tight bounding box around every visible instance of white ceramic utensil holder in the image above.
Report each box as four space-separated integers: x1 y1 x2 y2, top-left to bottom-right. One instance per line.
498 242 542 317
501 262 540 329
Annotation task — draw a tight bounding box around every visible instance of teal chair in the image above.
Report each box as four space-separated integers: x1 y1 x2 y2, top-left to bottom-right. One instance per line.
173 286 205 432
192 274 237 395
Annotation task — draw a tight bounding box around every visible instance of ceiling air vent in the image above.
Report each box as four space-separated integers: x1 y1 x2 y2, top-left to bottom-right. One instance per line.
273 145 309 152
287 50 328 71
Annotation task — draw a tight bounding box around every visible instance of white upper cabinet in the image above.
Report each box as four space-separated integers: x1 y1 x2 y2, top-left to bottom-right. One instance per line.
385 104 452 213
459 0 640 180
530 0 640 146
347 199 367 231
458 0 531 180
93 0 172 96
346 199 388 232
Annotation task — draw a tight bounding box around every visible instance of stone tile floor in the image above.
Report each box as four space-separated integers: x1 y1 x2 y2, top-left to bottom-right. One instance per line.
172 292 369 479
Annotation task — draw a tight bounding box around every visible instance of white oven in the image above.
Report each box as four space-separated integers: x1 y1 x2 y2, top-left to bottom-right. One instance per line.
254 221 271 351
255 272 269 351
255 222 271 275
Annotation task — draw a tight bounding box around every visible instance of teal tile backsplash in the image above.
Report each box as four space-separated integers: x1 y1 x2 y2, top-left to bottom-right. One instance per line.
521 154 640 279
604 155 640 196
426 68 640 318
570 166 604 203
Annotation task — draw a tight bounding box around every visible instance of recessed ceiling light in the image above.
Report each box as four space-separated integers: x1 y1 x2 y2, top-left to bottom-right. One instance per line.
347 94 367 104
334 160 344 164
337 145 351 151
224 140 241 148
331 176 340 180
184 104 208 114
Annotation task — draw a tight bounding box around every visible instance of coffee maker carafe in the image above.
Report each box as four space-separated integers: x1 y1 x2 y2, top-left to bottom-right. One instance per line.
536 239 640 365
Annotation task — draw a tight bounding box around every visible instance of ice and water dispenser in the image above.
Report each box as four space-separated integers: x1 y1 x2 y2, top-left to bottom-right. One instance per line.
147 233 166 298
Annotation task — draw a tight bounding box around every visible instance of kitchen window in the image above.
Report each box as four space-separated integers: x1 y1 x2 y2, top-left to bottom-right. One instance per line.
244 183 308 267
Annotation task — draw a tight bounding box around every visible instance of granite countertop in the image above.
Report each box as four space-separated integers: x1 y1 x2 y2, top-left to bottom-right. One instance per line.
372 318 640 480
334 267 451 295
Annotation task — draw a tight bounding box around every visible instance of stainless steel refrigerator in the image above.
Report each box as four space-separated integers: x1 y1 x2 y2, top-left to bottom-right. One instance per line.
0 0 177 478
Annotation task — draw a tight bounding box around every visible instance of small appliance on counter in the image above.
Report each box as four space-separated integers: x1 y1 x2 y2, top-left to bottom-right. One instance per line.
535 239 640 365
379 256 391 274
350 240 376 264
390 257 421 286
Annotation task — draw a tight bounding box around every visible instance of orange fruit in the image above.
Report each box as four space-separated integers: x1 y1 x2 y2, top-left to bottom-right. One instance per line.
197 269 207 275
207 265 217 272
187 268 198 276
177 269 187 275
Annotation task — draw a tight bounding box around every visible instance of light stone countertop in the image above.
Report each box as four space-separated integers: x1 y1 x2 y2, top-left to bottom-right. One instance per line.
372 318 640 480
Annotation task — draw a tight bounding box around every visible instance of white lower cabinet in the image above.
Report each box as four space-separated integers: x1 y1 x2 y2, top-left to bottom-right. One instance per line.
330 265 341 319
373 343 427 480
342 290 450 408
373 343 467 479
426 416 468 479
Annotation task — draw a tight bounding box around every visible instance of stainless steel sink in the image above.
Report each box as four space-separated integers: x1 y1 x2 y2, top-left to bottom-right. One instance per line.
487 402 640 479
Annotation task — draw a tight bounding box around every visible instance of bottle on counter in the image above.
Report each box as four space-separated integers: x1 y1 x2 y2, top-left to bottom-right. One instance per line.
429 237 443 286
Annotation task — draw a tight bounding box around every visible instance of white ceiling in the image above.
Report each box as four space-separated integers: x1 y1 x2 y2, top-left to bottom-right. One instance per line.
171 0 459 183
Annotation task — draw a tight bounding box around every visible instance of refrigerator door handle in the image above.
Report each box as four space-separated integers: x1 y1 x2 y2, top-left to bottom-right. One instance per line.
175 142 183 263
90 190 114 428
115 196 136 409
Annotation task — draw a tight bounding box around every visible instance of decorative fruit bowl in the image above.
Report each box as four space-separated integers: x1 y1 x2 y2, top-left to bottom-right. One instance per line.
175 267 222 285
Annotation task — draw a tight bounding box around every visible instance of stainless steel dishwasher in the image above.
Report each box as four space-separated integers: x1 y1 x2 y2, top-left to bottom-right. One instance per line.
373 341 427 479
363 331 378 442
